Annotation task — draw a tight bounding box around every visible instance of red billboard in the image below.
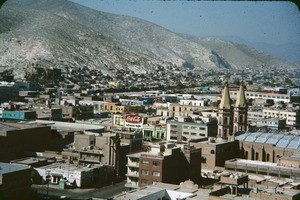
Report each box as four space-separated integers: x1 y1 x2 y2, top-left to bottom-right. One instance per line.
125 114 143 128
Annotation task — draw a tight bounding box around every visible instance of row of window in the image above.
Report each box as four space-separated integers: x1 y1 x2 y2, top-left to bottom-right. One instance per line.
183 132 206 137
183 126 206 130
141 169 161 177
141 160 161 166
264 112 294 117
231 92 289 100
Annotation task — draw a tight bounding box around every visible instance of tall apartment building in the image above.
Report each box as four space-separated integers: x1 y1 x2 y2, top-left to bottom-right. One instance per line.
126 143 201 189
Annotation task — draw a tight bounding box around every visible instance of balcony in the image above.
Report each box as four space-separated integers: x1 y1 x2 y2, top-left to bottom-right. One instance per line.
126 162 139 168
125 181 139 189
126 172 139 178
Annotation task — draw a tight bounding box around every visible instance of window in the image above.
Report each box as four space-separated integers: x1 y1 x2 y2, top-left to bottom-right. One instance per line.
224 117 228 124
141 179 148 185
152 171 160 177
141 160 149 165
153 161 160 166
266 153 270 162
141 169 149 175
255 152 259 160
239 115 243 122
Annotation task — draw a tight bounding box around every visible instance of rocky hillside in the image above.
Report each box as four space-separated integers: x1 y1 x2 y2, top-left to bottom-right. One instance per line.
0 0 298 79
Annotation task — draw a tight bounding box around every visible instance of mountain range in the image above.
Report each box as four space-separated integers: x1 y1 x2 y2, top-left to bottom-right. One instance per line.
0 0 298 79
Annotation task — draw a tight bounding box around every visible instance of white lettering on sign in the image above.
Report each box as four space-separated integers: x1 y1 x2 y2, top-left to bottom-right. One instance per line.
125 115 142 124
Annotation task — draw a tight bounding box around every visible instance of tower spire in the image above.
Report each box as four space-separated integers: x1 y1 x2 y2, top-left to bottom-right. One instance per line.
233 83 248 134
235 83 246 108
218 83 233 139
219 82 231 110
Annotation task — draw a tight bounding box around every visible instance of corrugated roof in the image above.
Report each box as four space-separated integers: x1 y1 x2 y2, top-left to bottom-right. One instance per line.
277 135 293 148
255 133 272 143
265 134 284 145
287 136 300 150
236 131 300 150
244 132 261 142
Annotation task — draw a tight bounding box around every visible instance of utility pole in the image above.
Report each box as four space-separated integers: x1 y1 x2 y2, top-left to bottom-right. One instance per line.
46 170 51 199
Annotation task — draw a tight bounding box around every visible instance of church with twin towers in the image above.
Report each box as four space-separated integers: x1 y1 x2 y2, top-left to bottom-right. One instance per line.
218 83 248 140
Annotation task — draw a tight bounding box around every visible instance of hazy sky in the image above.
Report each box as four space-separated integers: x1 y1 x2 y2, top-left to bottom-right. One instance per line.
70 0 300 62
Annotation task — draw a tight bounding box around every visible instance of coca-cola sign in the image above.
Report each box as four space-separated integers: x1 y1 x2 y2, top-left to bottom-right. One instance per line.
125 115 143 124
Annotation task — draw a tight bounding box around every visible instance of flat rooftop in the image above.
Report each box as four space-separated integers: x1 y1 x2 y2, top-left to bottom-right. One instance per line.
113 182 210 200
29 120 105 131
0 162 29 174
39 162 101 172
0 121 49 130
0 123 20 131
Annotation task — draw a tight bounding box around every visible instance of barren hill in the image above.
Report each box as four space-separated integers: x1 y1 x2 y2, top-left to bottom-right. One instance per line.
0 0 298 79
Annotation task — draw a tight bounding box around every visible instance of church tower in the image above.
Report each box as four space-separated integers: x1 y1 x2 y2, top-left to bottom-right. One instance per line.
218 83 233 139
233 84 248 133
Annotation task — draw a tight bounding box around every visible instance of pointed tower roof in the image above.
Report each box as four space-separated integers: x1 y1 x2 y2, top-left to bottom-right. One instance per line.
219 83 231 109
235 84 246 107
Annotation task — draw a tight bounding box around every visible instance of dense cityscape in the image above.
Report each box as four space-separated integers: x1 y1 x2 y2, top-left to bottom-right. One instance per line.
0 65 300 200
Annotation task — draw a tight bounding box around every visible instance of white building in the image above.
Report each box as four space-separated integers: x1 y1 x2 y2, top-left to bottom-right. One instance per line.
230 91 290 103
36 163 96 188
262 108 300 127
179 99 207 107
166 116 218 141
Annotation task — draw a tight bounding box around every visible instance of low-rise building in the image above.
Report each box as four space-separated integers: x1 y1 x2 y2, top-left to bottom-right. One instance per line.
0 162 32 199
35 107 62 121
166 116 218 142
262 107 300 127
256 117 286 130
230 90 291 103
115 181 210 200
225 159 300 179
191 138 239 169
0 122 52 161
0 82 20 103
2 110 36 121
236 131 300 164
36 162 105 188
52 104 94 121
